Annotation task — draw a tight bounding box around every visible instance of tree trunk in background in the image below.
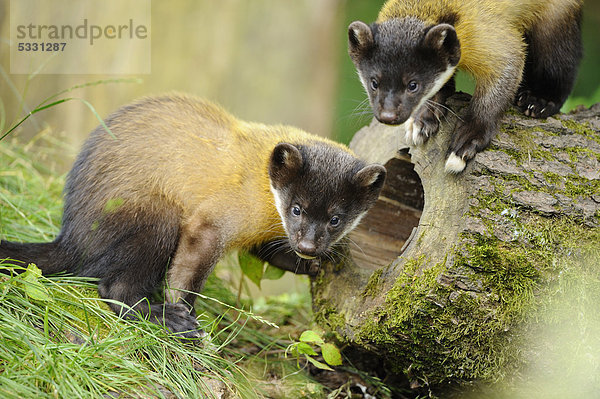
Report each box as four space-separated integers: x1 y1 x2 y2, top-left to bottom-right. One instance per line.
312 93 600 394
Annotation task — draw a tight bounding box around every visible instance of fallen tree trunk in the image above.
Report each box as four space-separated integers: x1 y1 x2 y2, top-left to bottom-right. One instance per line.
312 93 600 394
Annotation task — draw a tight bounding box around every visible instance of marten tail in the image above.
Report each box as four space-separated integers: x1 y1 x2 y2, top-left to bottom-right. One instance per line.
0 239 73 275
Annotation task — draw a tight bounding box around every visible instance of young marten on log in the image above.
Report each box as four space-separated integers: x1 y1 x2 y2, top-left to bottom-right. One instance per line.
348 0 583 172
0 94 386 338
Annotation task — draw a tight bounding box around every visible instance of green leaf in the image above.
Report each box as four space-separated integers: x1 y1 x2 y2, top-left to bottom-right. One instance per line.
238 253 265 288
305 355 333 371
263 263 285 280
321 343 342 366
295 342 318 356
289 342 318 357
21 263 52 303
299 330 325 346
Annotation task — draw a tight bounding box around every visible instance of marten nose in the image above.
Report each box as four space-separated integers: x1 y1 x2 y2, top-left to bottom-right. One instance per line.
297 240 317 256
378 110 398 124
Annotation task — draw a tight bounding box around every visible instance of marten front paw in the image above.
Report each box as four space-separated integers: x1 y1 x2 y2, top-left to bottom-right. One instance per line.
296 258 321 276
404 106 442 146
515 91 561 118
150 303 200 339
445 120 496 174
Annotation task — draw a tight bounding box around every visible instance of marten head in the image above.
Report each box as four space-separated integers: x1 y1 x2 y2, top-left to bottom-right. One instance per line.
348 17 460 125
269 142 385 260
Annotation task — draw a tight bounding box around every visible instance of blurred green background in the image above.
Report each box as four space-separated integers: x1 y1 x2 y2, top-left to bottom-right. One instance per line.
0 0 598 171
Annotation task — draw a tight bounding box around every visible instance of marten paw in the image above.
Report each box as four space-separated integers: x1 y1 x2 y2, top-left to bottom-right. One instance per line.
295 258 321 276
150 302 200 338
515 91 561 118
445 120 495 174
307 258 321 276
404 108 441 146
445 152 467 173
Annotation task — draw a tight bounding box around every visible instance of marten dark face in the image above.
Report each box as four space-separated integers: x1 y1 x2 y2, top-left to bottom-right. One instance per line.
348 18 460 125
269 143 385 260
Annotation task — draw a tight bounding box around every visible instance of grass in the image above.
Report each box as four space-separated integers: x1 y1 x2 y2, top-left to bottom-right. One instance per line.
0 132 66 242
0 131 334 398
0 263 252 399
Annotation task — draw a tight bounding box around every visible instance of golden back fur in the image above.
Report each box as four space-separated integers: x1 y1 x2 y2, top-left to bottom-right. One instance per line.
378 0 582 84
80 93 351 250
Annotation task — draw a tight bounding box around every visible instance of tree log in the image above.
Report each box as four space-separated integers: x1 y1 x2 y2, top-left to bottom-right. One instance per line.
312 93 600 393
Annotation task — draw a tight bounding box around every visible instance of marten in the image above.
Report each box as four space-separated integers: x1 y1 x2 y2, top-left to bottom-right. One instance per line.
0 94 386 338
348 0 583 172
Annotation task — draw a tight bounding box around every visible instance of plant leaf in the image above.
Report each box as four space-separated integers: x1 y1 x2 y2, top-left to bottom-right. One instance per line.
299 330 325 346
305 355 333 371
321 343 342 366
295 342 318 356
21 263 52 303
238 253 264 288
263 263 285 280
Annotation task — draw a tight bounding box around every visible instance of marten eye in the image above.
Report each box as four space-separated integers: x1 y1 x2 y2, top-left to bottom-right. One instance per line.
329 216 341 227
291 205 301 216
370 78 379 91
407 81 419 93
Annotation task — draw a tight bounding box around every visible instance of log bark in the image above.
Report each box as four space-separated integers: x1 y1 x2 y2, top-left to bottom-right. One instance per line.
312 93 600 393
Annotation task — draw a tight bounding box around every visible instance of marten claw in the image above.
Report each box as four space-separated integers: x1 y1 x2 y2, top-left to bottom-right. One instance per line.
404 117 426 146
404 106 442 146
445 119 495 173
515 91 560 119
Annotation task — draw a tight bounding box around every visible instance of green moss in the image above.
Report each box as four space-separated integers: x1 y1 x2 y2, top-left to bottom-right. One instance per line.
541 171 563 186
356 256 458 377
312 297 347 342
456 236 543 322
561 119 600 162
482 124 598 205
495 125 555 163
352 211 599 386
564 145 600 163
474 149 599 209
357 251 509 382
329 204 598 388
362 268 384 298
565 177 600 197
504 174 537 193
561 119 600 143
495 120 600 167
467 174 533 232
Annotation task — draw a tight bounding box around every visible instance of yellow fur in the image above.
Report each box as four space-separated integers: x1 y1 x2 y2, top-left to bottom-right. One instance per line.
378 0 582 84
85 93 352 250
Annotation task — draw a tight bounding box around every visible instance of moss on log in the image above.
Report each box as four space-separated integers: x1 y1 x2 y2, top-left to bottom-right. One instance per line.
312 94 600 394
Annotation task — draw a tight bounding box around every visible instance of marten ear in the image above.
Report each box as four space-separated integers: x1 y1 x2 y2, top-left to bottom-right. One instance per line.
269 143 303 188
354 164 386 195
423 24 461 66
348 21 374 58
